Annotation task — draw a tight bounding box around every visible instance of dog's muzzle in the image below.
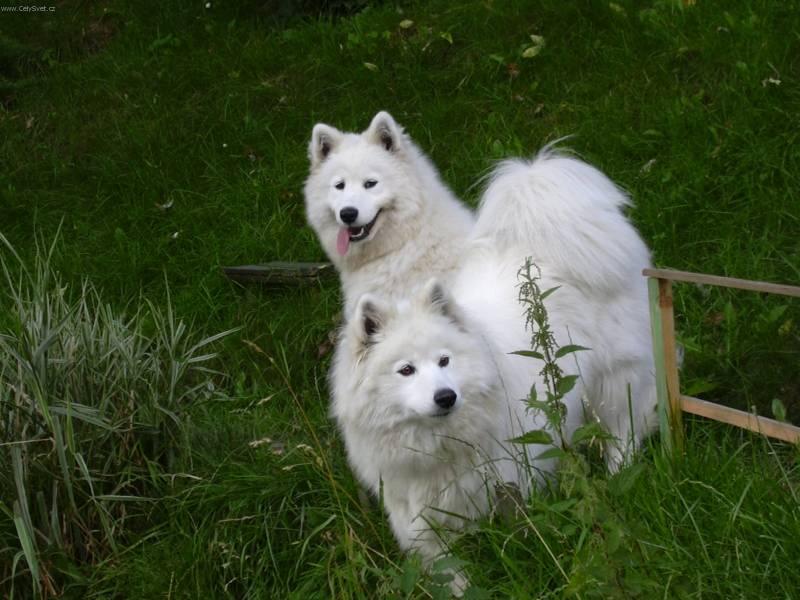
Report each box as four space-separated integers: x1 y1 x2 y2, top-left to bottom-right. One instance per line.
348 209 382 242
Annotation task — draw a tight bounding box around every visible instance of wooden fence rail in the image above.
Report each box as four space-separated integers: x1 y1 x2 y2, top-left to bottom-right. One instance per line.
644 268 800 451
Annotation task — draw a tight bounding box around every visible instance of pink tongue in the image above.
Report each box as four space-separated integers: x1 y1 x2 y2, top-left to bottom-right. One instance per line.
336 228 350 256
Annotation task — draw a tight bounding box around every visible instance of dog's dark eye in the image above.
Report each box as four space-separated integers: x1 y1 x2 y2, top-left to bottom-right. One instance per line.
335 181 345 190
398 364 415 376
438 356 450 368
364 179 378 189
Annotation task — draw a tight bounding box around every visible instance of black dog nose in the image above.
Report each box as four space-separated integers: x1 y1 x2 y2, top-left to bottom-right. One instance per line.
340 207 358 224
434 388 457 409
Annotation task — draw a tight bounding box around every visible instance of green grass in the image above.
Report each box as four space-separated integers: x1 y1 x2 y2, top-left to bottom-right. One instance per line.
0 232 237 597
1 0 799 597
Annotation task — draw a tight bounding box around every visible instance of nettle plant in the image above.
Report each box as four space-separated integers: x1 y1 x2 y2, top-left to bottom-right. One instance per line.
511 257 607 455
509 258 659 598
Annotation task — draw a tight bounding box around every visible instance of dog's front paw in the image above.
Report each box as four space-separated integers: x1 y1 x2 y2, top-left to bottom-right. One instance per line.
447 569 469 597
428 555 471 597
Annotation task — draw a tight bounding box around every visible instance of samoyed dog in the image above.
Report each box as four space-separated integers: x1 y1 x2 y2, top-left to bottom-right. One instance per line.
304 111 474 314
332 278 585 577
326 141 659 585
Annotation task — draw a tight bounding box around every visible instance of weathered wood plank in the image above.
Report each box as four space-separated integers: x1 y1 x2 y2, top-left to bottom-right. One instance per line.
681 395 800 444
643 268 800 298
658 278 683 453
222 262 336 286
648 277 676 453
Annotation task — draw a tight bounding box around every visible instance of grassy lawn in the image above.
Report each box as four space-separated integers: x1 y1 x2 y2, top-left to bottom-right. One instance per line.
1 0 798 597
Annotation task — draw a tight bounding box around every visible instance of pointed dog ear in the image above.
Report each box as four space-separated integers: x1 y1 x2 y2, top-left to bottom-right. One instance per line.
309 123 343 168
421 279 466 329
364 111 404 153
352 294 388 347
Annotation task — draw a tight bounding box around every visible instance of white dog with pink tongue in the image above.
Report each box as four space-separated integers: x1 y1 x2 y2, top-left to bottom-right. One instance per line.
303 111 474 316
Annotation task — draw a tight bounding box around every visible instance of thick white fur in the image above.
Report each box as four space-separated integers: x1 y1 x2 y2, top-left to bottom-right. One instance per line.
471 148 658 467
317 116 658 582
331 281 581 574
304 112 474 315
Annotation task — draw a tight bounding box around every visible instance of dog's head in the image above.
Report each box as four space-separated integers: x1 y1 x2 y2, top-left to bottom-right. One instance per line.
303 112 426 266
333 280 498 436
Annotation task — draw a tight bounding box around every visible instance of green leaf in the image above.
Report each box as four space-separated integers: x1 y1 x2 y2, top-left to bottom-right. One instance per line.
525 399 550 412
510 349 544 360
606 521 624 553
509 429 553 445
431 555 468 573
684 378 718 396
13 502 40 594
536 447 567 461
430 571 455 585
528 384 538 402
772 398 787 422
561 523 579 537
522 45 542 58
547 498 578 513
608 2 627 16
778 318 794 336
439 31 454 44
522 34 545 58
555 344 590 359
51 403 111 429
570 422 610 445
396 558 421 594
432 588 452 600
464 586 491 600
608 462 646 496
556 374 579 396
540 285 561 300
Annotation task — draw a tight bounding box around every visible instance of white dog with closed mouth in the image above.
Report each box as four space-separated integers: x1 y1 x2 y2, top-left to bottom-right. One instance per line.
331 278 585 578
303 111 474 315
309 113 659 586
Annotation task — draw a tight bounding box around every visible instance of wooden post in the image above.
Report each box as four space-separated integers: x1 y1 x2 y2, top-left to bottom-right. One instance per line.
648 278 671 451
648 277 683 454
658 278 683 453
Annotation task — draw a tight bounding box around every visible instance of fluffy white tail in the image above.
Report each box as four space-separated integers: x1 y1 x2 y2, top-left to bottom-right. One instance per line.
474 148 651 293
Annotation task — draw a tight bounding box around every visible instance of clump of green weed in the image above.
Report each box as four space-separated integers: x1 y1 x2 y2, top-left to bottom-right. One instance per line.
0 233 235 597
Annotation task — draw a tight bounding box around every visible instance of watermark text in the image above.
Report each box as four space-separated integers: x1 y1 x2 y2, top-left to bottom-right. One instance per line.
0 5 56 12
